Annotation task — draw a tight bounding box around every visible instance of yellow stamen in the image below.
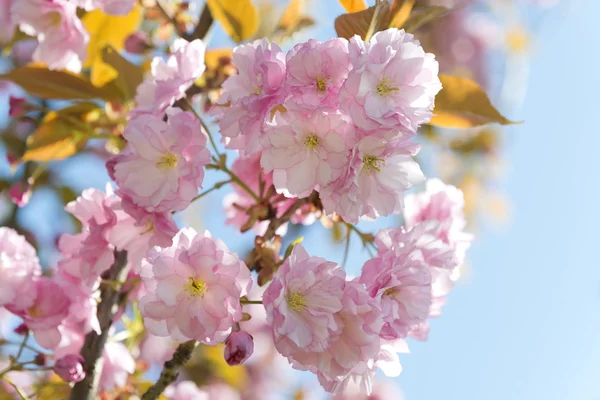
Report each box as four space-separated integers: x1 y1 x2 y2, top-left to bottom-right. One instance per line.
376 77 399 97
142 220 154 234
186 277 207 298
363 155 385 173
304 135 320 150
47 11 62 27
156 152 178 170
252 86 263 96
316 76 327 93
383 288 395 297
287 292 308 311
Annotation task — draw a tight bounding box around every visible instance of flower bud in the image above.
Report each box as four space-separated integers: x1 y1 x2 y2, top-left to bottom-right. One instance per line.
224 331 254 366
34 353 46 366
9 182 32 207
124 32 151 54
54 355 85 383
14 323 28 335
9 97 27 117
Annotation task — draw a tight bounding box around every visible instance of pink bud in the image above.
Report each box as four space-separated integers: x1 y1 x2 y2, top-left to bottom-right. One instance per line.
124 32 151 54
34 353 46 366
8 182 32 207
9 97 27 117
54 355 85 383
14 323 28 335
224 331 254 366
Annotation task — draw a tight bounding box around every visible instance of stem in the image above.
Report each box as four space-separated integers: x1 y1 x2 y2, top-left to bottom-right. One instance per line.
69 251 131 400
181 99 221 157
191 179 232 203
141 340 198 400
263 192 317 241
15 331 29 362
1 377 28 400
365 0 387 41
240 300 263 305
220 166 260 203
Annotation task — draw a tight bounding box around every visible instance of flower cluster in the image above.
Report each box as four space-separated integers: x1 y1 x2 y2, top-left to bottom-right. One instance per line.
3 0 135 71
214 29 441 222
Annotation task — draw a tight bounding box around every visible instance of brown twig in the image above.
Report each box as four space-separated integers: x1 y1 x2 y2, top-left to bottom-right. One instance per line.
141 340 198 400
69 251 131 400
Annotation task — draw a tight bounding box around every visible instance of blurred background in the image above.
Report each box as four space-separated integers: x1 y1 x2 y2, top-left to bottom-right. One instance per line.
1 0 599 399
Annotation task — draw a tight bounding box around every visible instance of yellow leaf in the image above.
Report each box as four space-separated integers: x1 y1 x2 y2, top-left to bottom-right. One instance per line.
205 49 234 71
339 0 367 13
202 344 248 389
402 6 449 32
100 46 144 101
0 63 116 100
206 0 259 43
335 3 391 40
21 103 100 162
389 0 415 29
430 75 520 128
82 5 142 87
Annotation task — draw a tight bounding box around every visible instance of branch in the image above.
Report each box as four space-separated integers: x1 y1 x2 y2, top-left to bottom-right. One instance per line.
69 251 131 400
262 191 318 241
141 340 198 400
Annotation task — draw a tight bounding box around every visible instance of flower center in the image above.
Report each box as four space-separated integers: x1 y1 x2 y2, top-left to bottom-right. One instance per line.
156 152 178 170
287 292 307 311
47 11 63 27
304 134 320 150
142 220 154 234
28 304 42 318
363 155 385 173
316 76 327 93
376 77 399 97
383 287 395 297
186 277 207 298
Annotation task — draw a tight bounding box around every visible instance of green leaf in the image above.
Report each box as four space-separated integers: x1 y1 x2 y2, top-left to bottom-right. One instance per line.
430 75 521 128
0 64 116 100
206 0 259 43
335 3 391 40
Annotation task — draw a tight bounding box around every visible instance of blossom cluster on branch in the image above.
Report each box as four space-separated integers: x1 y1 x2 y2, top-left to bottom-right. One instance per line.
0 0 547 397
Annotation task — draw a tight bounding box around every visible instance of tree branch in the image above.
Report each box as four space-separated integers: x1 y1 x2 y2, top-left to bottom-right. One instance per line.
141 340 198 400
69 251 130 400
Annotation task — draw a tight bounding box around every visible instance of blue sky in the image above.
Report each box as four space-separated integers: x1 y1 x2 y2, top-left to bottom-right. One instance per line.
3 0 600 399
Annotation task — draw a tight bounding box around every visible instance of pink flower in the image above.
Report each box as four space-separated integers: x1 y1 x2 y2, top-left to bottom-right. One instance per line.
261 109 354 197
290 281 383 395
212 39 286 155
135 39 205 115
0 227 41 310
404 178 473 266
165 381 207 400
340 28 441 132
12 0 88 71
108 196 178 272
285 38 351 109
264 244 345 355
359 248 432 340
99 341 135 390
58 188 117 285
74 0 135 15
165 382 241 400
53 270 100 335
110 109 210 213
320 136 424 223
0 0 15 44
224 331 254 366
6 277 71 349
54 355 85 383
138 333 177 365
139 228 252 344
